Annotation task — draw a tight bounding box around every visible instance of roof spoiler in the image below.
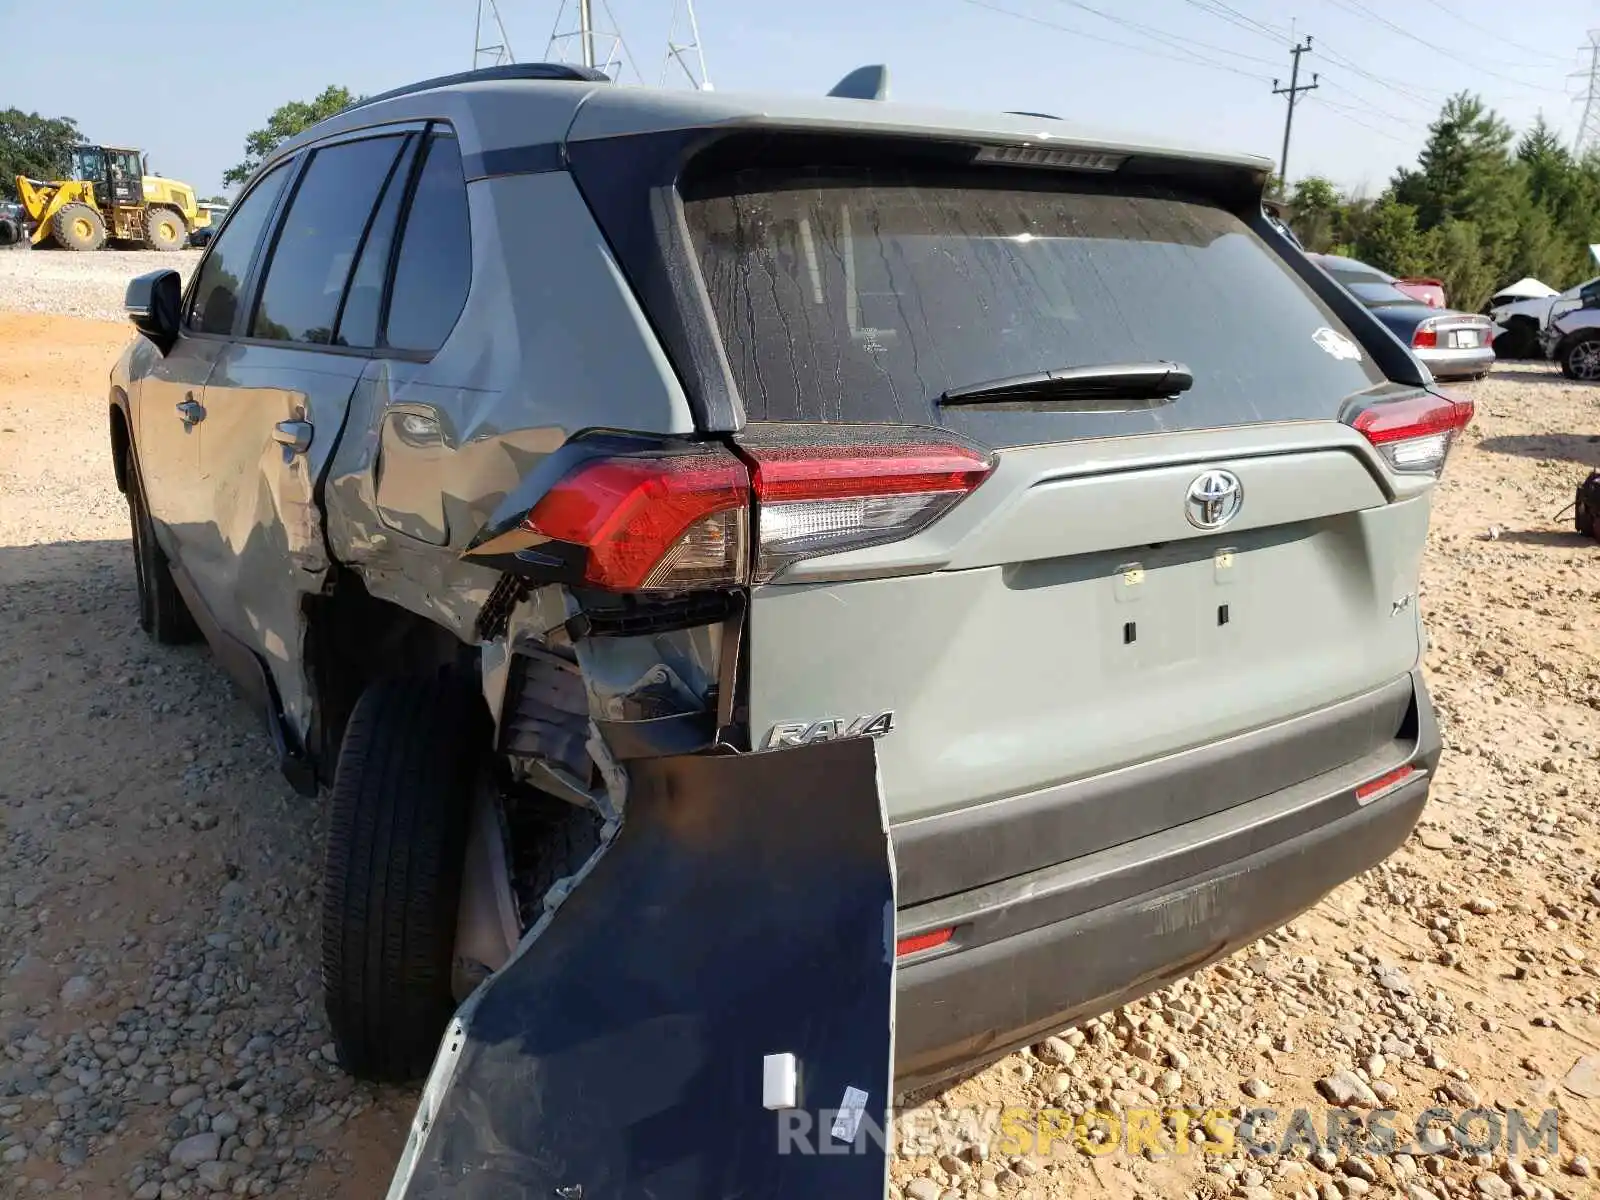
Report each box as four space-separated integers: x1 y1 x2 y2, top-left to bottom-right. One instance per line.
827 64 889 101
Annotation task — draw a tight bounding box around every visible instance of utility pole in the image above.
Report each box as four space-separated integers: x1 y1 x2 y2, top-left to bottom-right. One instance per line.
578 0 596 69
1573 31 1600 156
1272 37 1318 197
473 0 514 68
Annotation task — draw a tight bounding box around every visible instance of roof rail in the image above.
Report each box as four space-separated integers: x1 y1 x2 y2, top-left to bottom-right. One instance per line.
1007 111 1062 120
345 63 611 114
827 65 889 101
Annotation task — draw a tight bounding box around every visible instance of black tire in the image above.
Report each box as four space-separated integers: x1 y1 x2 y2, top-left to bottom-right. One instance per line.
51 202 106 251
1560 336 1600 382
125 447 199 644
144 206 186 252
0 216 18 247
1492 316 1540 360
321 676 487 1081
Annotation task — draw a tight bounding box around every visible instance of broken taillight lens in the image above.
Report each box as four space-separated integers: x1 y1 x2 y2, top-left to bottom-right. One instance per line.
1348 390 1475 476
739 429 996 582
522 449 749 591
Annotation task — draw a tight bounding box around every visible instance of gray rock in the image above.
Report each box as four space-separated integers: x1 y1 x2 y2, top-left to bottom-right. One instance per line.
133 1184 161 1200
1034 1036 1074 1066
1317 1071 1379 1109
1473 1173 1512 1198
905 1180 942 1200
211 1112 239 1137
1562 1055 1600 1099
1242 1077 1272 1099
195 1160 237 1191
59 977 96 1009
168 1084 203 1108
169 1131 221 1169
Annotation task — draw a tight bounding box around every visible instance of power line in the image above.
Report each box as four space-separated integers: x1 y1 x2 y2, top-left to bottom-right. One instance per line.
1324 0 1568 97
1319 79 1428 131
1045 0 1281 67
1307 95 1413 146
1414 0 1570 66
1177 0 1290 46
958 0 1273 82
1272 37 1319 192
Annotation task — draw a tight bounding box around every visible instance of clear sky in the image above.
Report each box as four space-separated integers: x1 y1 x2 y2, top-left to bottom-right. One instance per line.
6 0 1597 198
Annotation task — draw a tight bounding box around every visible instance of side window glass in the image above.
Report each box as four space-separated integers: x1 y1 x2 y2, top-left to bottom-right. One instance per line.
188 164 290 336
334 137 419 349
250 136 406 345
384 133 471 353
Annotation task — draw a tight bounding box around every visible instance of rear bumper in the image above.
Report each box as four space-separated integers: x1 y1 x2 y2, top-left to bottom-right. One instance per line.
893 669 1438 1093
1414 344 1495 379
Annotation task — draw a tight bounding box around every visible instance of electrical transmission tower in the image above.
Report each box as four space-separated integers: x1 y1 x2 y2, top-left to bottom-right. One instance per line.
661 0 712 90
545 0 638 81
1272 37 1318 197
473 0 515 68
1574 31 1600 157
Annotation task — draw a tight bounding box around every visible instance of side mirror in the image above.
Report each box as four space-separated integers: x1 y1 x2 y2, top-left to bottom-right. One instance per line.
125 269 182 354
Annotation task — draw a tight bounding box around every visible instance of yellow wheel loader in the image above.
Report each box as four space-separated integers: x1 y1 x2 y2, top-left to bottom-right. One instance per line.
15 145 211 252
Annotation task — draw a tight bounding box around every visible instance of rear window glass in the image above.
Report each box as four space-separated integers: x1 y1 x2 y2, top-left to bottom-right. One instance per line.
684 172 1385 444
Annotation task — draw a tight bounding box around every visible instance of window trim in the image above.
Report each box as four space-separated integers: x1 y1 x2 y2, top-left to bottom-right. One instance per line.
374 124 472 356
244 130 412 349
330 133 419 348
181 156 300 340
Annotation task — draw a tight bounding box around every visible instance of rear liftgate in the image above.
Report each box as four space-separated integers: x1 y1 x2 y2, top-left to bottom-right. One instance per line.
388 736 896 1200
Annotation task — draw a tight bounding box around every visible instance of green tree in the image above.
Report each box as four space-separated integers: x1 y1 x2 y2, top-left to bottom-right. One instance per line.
1352 198 1431 277
1422 219 1503 312
1288 175 1342 253
0 109 82 202
223 86 358 186
1391 93 1516 230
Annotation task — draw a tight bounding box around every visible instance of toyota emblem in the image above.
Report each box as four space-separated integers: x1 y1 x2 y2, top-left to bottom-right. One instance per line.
1185 469 1243 530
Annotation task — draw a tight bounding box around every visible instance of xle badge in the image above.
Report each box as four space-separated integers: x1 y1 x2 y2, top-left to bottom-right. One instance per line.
764 712 895 749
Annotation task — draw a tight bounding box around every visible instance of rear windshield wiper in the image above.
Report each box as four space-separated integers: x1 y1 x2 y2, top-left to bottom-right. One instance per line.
939 361 1194 410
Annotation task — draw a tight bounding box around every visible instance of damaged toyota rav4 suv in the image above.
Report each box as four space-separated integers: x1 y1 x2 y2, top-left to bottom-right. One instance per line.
110 63 1457 1169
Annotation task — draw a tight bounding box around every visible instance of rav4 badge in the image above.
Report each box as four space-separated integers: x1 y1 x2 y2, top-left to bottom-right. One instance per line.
763 712 895 749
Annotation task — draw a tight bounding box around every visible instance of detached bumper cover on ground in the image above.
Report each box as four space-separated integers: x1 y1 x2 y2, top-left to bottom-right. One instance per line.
387 738 895 1200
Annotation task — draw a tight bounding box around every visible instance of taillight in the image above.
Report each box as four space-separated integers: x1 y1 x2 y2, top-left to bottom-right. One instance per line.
1411 321 1438 349
522 449 749 591
511 429 996 592
738 429 996 582
1349 390 1475 476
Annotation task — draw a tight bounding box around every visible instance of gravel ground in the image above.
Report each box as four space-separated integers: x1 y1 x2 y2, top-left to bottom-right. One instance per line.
0 250 201 322
2 280 1599 1200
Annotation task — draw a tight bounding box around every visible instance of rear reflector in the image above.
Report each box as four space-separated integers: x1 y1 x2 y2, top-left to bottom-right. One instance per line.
522 449 749 592
1349 390 1474 476
896 927 954 957
1355 764 1418 804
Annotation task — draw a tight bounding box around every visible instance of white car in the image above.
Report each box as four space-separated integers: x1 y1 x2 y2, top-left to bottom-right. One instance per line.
1539 281 1600 379
1489 268 1600 358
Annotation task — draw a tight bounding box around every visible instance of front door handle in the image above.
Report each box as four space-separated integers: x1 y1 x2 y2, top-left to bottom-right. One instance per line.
272 419 313 456
176 398 205 429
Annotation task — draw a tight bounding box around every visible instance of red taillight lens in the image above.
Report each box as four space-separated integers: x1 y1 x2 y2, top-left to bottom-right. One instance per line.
523 450 750 591
740 434 996 582
1356 764 1418 803
1411 325 1438 349
1349 390 1474 476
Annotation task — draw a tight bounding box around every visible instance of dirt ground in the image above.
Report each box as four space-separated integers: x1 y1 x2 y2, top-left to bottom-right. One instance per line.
1 310 1598 1200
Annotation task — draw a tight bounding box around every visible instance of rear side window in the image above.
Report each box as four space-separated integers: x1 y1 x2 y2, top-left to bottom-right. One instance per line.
684 171 1385 445
384 133 471 353
188 163 290 336
336 137 419 349
251 135 407 345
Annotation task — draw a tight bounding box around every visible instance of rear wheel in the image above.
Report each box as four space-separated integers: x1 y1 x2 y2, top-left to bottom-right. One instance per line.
1560 336 1600 381
144 206 186 252
125 447 198 644
51 202 106 252
321 676 485 1081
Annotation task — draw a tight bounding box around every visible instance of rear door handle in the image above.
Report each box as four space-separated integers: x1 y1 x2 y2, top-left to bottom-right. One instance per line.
272 419 313 456
176 397 205 429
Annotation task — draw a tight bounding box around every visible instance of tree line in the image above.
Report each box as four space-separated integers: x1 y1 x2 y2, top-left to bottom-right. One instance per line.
1285 93 1600 312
